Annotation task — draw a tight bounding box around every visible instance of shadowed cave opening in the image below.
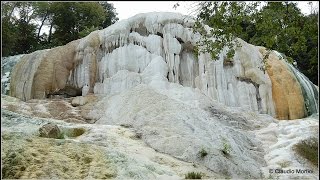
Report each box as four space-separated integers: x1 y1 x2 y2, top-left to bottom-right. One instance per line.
236 77 262 113
46 85 82 99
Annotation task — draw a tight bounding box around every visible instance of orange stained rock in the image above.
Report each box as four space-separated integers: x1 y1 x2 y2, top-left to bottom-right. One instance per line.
260 48 306 120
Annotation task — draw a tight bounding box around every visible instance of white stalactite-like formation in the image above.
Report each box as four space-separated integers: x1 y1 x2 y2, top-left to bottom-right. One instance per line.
68 12 275 116
6 12 318 119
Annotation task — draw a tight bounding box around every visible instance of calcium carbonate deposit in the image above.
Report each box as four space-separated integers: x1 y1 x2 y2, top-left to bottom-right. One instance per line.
1 12 318 179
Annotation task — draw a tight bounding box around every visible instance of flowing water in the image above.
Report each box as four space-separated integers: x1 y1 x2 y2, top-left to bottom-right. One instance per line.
286 62 319 116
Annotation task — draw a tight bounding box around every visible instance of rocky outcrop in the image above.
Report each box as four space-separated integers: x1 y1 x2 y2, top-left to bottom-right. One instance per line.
1 94 93 123
4 12 319 119
261 49 306 120
9 40 80 100
39 123 61 138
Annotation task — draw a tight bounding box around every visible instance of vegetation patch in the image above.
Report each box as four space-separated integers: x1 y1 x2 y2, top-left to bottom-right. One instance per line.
278 160 291 168
198 148 208 158
293 137 318 167
2 134 116 179
221 138 231 156
185 172 203 179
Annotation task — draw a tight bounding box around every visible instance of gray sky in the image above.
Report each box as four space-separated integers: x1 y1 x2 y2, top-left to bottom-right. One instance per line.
109 1 319 21
40 1 318 34
108 1 196 20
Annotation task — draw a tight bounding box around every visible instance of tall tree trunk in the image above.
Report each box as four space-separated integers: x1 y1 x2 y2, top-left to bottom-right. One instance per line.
48 22 53 44
37 12 48 40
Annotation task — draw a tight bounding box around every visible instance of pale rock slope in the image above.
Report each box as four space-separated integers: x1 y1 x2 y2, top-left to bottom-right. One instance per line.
2 108 222 179
256 114 319 179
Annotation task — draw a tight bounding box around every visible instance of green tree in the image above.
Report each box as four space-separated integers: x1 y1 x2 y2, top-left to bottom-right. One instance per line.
2 2 119 55
1 2 38 56
99 1 119 28
295 12 318 84
193 1 318 85
13 18 38 54
193 2 260 59
49 2 106 46
2 2 18 56
250 2 306 60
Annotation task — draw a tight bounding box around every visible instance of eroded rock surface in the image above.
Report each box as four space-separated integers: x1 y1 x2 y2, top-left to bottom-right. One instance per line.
1 94 96 123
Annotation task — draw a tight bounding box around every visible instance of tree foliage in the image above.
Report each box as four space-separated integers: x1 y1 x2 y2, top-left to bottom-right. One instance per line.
193 2 260 59
99 1 119 29
2 2 38 55
1 2 118 56
193 1 318 85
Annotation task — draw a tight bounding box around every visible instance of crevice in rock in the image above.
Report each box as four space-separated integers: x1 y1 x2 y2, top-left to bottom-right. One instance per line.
134 25 149 36
156 32 163 38
175 36 185 44
47 85 82 99
107 43 121 54
236 77 262 112
223 56 234 67
206 106 252 130
181 42 194 52
23 81 27 101
178 75 182 85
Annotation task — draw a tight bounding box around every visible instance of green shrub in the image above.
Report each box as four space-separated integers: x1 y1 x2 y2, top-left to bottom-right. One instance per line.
221 138 231 156
293 137 318 166
185 172 202 179
199 148 208 158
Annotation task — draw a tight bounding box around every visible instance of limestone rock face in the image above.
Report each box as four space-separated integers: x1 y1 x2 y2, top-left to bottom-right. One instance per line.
5 12 319 119
9 40 79 100
39 123 61 138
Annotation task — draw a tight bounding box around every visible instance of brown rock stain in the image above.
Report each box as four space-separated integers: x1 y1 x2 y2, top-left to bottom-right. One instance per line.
32 40 80 99
260 48 306 120
10 31 101 101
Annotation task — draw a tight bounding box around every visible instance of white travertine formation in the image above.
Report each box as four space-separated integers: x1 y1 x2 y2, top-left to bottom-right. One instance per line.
5 12 318 118
67 12 276 116
2 12 318 180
